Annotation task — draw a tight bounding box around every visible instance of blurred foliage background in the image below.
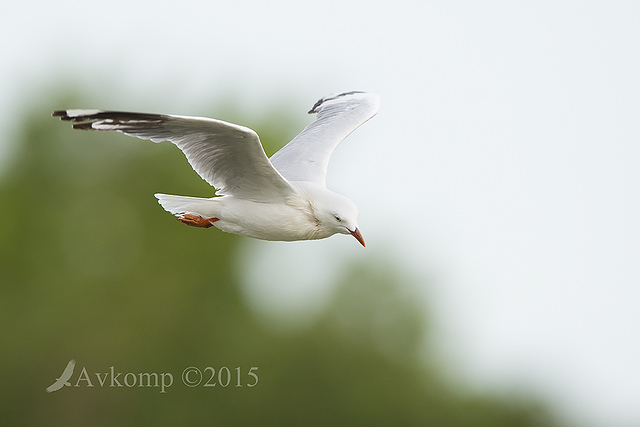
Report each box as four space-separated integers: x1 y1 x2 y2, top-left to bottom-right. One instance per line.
0 91 560 426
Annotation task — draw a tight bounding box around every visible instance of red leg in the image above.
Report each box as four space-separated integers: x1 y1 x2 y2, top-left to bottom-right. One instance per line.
178 214 219 228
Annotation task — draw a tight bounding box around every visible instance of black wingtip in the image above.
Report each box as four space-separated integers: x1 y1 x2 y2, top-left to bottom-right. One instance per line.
72 122 95 130
308 91 365 114
308 101 321 114
52 110 93 128
308 100 321 114
52 110 68 119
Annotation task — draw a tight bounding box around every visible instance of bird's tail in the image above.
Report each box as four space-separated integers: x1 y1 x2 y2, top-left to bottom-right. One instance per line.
155 194 219 218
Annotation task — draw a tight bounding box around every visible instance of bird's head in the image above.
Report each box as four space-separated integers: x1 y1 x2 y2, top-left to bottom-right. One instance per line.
315 191 365 247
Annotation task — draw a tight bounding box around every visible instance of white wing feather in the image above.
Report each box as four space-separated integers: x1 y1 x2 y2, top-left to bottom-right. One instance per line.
54 110 293 202
269 91 380 186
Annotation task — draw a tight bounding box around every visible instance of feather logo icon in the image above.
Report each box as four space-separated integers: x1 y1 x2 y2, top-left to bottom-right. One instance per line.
46 360 76 393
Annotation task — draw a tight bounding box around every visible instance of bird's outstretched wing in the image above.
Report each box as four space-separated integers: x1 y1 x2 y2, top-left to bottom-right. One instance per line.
53 110 294 202
269 91 380 186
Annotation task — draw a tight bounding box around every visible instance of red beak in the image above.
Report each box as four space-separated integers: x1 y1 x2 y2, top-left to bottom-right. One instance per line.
349 227 366 247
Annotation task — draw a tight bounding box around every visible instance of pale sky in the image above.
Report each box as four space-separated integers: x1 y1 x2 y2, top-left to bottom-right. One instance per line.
2 1 640 426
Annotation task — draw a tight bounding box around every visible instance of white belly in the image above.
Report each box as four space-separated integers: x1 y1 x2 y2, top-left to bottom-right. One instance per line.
215 197 327 242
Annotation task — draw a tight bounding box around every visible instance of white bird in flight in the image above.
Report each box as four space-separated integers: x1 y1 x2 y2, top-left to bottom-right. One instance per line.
53 91 380 247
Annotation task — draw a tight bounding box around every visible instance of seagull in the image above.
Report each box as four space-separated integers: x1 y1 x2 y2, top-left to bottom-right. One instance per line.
53 91 380 247
46 359 76 393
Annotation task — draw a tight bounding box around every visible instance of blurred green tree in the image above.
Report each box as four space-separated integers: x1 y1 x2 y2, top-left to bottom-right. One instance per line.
0 91 559 426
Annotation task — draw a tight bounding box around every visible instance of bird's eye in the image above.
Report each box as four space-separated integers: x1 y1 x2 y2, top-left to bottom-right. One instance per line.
334 215 342 222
